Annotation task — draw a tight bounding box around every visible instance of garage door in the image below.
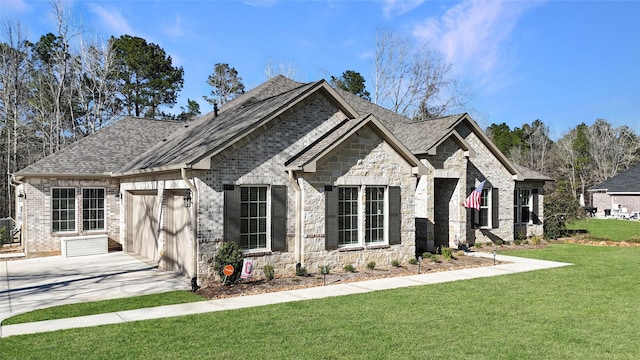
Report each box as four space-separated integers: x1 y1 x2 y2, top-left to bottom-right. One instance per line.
164 193 193 278
127 192 159 262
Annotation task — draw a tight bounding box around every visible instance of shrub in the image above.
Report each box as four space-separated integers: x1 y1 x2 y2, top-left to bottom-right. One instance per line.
455 250 465 258
319 264 330 275
514 239 522 246
213 242 244 284
530 236 541 245
430 254 440 263
391 259 400 267
474 242 483 249
296 266 308 277
366 261 376 270
263 264 275 281
343 264 355 273
408 258 418 265
422 252 431 259
441 246 452 261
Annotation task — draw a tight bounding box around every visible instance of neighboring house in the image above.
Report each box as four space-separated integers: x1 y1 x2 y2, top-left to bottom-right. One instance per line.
14 76 552 282
588 163 640 219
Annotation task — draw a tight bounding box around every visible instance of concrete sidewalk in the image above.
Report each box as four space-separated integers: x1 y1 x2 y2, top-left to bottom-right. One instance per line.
0 253 571 338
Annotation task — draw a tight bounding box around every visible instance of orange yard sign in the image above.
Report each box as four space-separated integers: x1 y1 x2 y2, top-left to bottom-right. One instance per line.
223 265 234 276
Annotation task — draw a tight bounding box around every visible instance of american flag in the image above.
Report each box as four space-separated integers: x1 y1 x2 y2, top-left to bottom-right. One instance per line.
463 180 486 210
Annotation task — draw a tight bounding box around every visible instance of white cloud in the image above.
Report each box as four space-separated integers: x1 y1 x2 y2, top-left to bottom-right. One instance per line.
382 0 426 18
87 3 133 36
244 0 279 8
413 0 539 91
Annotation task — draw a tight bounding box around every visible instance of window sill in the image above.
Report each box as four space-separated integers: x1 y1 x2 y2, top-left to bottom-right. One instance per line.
242 250 272 257
338 246 364 252
366 244 390 250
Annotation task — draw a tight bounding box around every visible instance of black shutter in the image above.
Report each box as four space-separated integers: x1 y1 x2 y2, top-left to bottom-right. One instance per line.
223 185 240 245
532 191 540 225
388 186 401 245
325 186 338 250
271 185 287 251
492 187 499 229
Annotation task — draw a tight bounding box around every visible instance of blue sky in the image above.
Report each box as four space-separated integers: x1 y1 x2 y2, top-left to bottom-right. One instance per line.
2 0 639 140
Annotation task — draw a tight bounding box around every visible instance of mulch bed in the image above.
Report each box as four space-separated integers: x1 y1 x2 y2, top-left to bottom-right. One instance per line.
196 252 506 300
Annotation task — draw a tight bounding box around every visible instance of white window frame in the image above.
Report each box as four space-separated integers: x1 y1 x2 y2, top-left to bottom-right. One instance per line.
82 188 106 231
337 185 389 248
239 186 270 252
514 188 532 225
478 188 490 228
52 187 77 233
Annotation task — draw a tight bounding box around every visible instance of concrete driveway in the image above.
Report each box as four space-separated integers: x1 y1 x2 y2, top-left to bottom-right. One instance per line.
0 252 189 322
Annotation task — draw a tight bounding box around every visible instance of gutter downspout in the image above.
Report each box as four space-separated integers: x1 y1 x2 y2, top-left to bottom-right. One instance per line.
181 168 199 284
288 170 303 267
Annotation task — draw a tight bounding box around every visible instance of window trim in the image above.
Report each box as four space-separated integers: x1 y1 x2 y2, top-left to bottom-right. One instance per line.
514 188 533 225
52 187 77 233
478 188 490 228
238 185 271 253
337 185 390 248
82 187 106 232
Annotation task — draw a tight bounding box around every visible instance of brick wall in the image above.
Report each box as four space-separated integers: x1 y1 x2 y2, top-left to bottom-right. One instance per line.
21 178 120 256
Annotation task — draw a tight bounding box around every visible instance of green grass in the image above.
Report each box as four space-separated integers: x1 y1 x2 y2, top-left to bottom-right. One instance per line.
3 244 639 359
2 291 205 326
566 218 640 241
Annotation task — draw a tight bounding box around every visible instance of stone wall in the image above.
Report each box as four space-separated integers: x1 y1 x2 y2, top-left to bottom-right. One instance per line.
21 178 120 257
300 125 417 273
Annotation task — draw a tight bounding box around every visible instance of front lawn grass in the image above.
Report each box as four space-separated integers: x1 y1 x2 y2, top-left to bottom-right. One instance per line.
2 291 205 326
566 218 640 241
3 244 639 359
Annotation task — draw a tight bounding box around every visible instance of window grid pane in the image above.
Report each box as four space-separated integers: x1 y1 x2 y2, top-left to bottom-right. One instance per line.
479 189 489 227
520 189 530 223
239 187 267 250
83 188 105 231
53 188 76 232
365 187 385 243
338 187 359 246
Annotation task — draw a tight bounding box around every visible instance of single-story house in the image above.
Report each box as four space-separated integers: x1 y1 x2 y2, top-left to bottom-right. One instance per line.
13 76 552 282
588 162 640 219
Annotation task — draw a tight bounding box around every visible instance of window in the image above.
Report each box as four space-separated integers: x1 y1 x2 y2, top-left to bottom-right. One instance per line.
478 189 490 227
514 188 531 224
224 185 287 253
239 187 268 250
365 187 385 243
472 186 499 229
338 187 359 246
326 185 400 249
52 188 76 232
83 188 105 231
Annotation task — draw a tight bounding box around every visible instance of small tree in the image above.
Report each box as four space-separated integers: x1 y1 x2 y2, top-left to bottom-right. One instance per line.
330 70 370 100
212 241 244 284
543 183 581 239
204 63 245 106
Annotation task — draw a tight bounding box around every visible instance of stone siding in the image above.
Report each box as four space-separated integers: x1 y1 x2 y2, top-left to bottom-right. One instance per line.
301 125 417 273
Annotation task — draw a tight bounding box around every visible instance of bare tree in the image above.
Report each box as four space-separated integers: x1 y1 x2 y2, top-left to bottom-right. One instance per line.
588 119 639 183
372 29 470 120
264 59 299 80
73 37 119 136
0 21 32 217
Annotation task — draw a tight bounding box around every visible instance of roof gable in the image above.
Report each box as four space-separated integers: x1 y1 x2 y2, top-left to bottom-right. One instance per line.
118 78 359 175
285 114 427 175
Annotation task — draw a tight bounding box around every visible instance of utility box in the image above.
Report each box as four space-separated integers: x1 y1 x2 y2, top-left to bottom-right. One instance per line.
61 235 108 258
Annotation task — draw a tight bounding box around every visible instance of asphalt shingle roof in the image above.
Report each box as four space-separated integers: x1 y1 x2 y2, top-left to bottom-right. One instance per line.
589 162 640 193
15 117 184 177
120 77 318 172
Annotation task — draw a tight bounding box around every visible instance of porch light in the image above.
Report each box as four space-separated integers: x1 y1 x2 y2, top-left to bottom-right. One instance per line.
17 191 26 200
183 189 192 208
